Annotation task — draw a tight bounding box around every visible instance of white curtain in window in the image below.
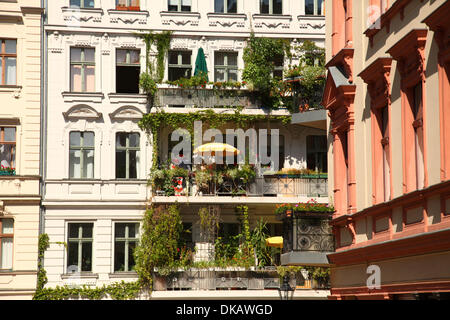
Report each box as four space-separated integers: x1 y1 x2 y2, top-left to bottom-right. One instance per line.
5 58 16 85
85 150 94 178
136 150 140 179
1 239 13 269
169 0 178 5
182 0 191 5
70 150 81 178
0 144 12 168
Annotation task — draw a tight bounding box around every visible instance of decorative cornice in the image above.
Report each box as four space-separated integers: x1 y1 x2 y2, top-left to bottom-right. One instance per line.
63 104 102 121
387 29 427 87
359 57 392 109
109 106 144 121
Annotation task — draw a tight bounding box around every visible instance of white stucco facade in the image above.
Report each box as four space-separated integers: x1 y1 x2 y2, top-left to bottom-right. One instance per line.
42 0 327 296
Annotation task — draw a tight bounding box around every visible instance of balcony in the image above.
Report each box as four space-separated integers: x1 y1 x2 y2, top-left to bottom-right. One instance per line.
156 86 261 109
280 211 334 266
153 175 328 199
152 267 329 292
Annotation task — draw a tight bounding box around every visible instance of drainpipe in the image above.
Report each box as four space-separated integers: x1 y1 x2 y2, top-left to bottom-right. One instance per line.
39 0 48 235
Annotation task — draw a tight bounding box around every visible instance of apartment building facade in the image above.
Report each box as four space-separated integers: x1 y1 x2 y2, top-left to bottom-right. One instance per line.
0 0 42 299
42 0 329 298
323 0 450 300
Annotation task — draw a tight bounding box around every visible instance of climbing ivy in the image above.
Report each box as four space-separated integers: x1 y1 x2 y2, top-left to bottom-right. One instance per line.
138 109 291 169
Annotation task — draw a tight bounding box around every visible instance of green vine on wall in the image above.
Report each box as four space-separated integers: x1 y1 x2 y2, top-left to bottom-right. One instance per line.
138 109 291 170
33 233 143 300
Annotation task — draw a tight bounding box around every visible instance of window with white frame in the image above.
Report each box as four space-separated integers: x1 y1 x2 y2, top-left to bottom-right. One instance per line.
305 0 324 15
168 51 192 81
116 132 140 179
260 0 282 14
70 0 95 8
114 223 139 272
0 219 13 270
168 0 191 12
0 39 16 86
214 0 237 13
67 223 93 273
70 47 95 92
214 52 238 82
69 131 94 179
0 127 16 171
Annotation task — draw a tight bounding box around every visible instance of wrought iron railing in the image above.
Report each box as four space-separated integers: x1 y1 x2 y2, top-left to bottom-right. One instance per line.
155 176 328 198
282 215 334 253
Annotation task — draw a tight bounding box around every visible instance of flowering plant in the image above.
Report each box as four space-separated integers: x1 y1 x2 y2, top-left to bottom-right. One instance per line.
0 165 15 175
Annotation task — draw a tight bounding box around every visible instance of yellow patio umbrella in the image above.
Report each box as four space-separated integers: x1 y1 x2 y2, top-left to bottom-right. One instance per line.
265 236 283 248
193 142 240 157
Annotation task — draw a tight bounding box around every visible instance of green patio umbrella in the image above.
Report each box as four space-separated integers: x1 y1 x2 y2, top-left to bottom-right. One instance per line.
194 47 209 82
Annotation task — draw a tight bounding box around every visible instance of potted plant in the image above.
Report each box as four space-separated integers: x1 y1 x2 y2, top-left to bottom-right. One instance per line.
0 166 15 176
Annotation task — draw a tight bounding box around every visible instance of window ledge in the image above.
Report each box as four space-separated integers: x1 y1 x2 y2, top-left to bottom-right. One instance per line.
61 7 103 14
108 272 138 279
207 12 247 19
61 273 99 279
61 92 104 103
160 11 200 18
297 15 325 20
108 93 147 104
108 9 149 16
252 14 292 20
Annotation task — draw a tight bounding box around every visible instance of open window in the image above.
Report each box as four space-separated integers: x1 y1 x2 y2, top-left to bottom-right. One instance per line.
168 51 192 81
116 49 140 94
116 0 140 11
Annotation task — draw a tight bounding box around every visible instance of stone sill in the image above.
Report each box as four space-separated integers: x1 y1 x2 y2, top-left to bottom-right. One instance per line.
61 273 99 279
252 14 292 21
160 11 200 18
206 12 247 19
108 9 149 16
61 7 103 14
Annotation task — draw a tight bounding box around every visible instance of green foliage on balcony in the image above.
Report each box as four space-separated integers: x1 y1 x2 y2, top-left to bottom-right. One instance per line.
275 199 334 217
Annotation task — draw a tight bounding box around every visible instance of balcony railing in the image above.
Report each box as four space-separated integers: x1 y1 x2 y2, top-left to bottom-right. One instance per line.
154 176 328 198
282 215 334 253
156 87 261 109
153 268 329 291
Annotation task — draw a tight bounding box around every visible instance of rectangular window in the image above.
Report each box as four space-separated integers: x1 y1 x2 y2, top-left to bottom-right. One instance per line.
0 127 16 170
70 47 95 92
168 51 192 81
380 106 390 201
0 219 13 270
412 82 425 190
168 0 191 12
116 132 140 179
260 0 282 14
116 49 140 94
70 0 95 8
214 52 238 82
215 0 237 13
0 39 16 86
307 135 327 173
305 0 323 15
273 54 284 79
69 131 94 179
116 0 140 11
67 223 93 273
114 223 139 272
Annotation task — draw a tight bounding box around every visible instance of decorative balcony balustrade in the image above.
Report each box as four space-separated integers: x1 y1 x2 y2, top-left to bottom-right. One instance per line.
154 176 328 198
156 87 261 109
154 268 317 291
282 214 334 254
